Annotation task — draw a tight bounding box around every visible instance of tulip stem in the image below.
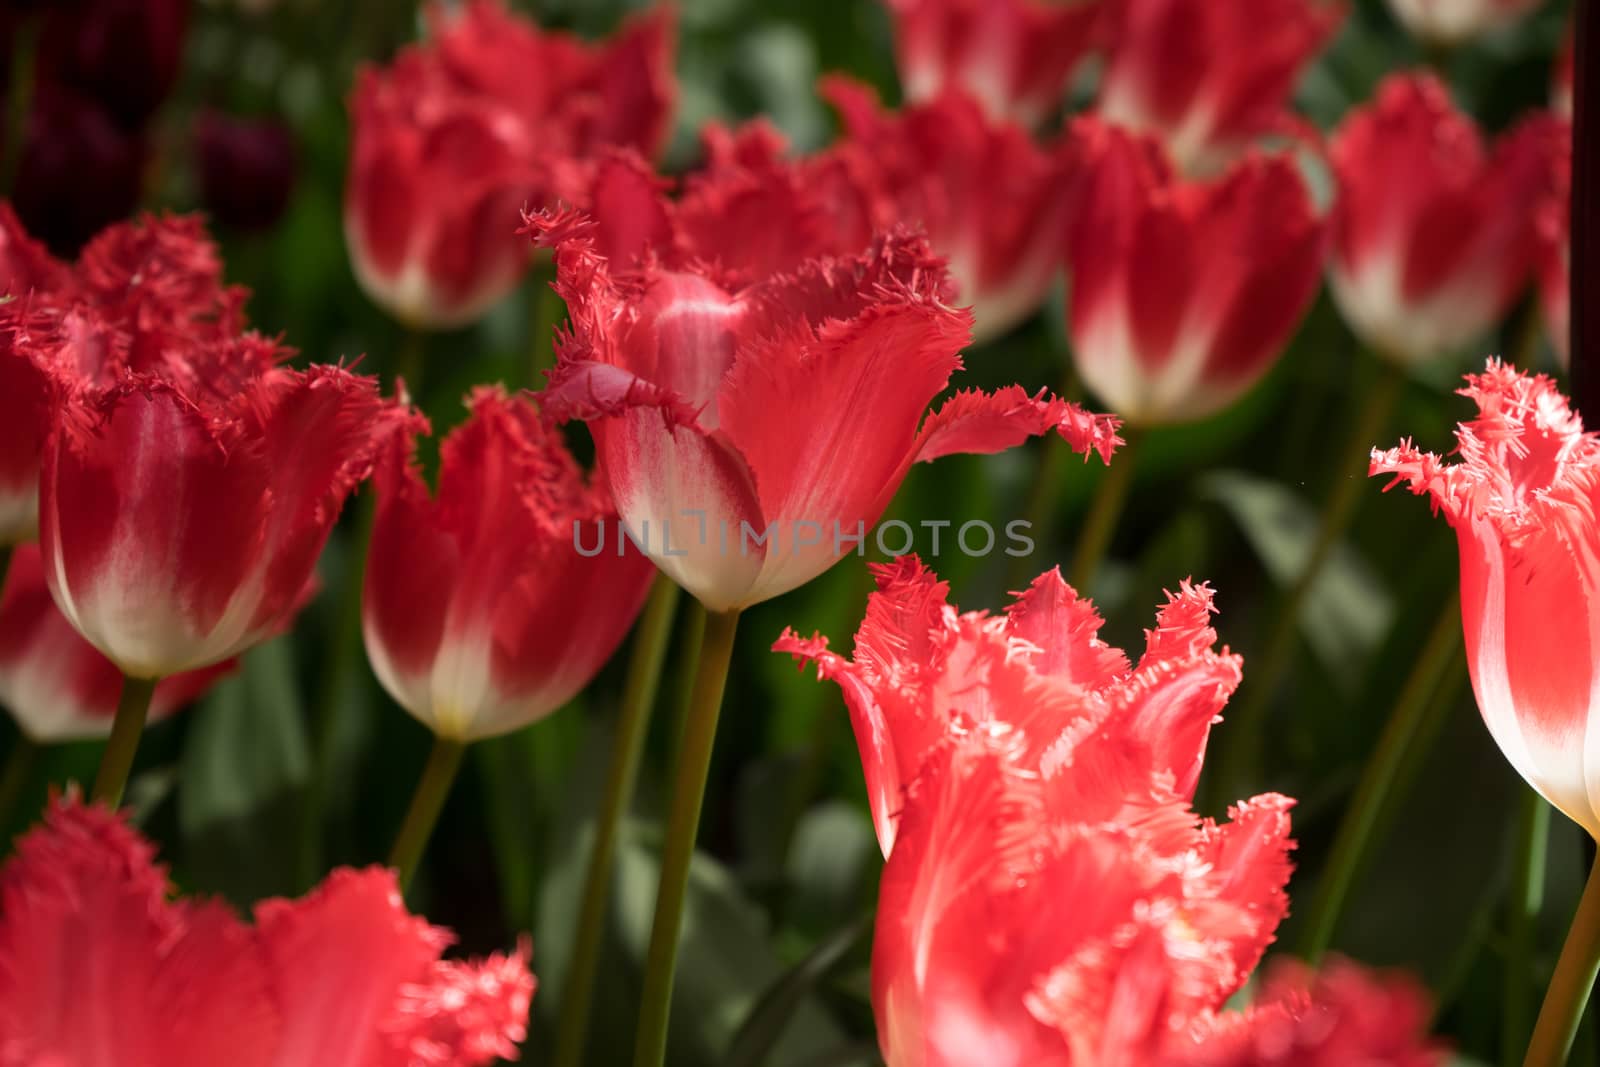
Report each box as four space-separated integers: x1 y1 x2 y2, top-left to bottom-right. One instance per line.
1211 356 1404 803
0 544 11 595
553 575 681 1067
91 675 159 809
1296 592 1460 960
634 606 740 1067
394 327 425 396
0 734 37 833
388 735 466 892
1068 427 1142 591
1505 790 1554 1067
1523 852 1600 1067
528 259 562 383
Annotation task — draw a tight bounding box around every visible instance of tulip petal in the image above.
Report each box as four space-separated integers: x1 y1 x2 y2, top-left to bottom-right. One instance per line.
914 385 1122 466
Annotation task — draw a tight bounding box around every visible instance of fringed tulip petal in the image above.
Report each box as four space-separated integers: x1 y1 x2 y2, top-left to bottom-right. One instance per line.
1373 362 1600 836
532 155 1118 609
365 388 654 739
776 560 1429 1066
0 798 278 1067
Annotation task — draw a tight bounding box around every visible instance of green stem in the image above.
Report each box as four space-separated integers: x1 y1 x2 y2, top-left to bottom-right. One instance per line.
0 543 13 594
668 599 708 769
528 257 562 384
634 606 740 1067
1213 358 1405 801
393 327 426 397
0 734 37 833
1506 790 1554 1066
91 675 159 808
1523 853 1600 1067
387 735 467 892
1 15 39 198
552 575 681 1067
1068 427 1143 591
1296 592 1460 960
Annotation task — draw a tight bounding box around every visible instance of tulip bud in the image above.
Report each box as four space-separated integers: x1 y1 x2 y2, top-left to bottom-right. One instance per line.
1064 120 1325 426
885 0 1108 128
1097 0 1344 175
344 1 674 328
1328 74 1554 365
363 388 656 741
820 77 1075 345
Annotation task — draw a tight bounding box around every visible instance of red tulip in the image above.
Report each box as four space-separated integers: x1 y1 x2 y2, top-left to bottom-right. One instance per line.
0 212 234 547
1385 0 1544 45
1064 120 1325 425
1097 0 1344 175
344 0 674 328
1535 117 1571 366
820 77 1075 343
526 204 1120 611
0 545 233 742
364 387 655 741
777 560 1288 1064
0 796 534 1066
1373 363 1600 837
1167 957 1445 1066
0 302 62 548
1328 74 1554 365
884 0 1108 128
1554 28 1573 117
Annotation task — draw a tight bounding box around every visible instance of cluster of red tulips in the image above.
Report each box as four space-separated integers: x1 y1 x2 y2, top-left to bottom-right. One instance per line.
0 0 1591 1064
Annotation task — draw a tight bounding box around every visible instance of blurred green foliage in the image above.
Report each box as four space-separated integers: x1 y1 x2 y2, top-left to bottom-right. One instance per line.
0 0 1585 1063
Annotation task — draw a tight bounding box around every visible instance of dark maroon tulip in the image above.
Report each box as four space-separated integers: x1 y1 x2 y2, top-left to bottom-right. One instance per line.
36 0 189 131
195 111 297 231
12 87 145 256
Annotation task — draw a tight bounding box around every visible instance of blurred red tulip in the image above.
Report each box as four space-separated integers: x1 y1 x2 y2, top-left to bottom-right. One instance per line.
344 1 674 328
0 545 233 742
1385 0 1544 45
1168 957 1445 1067
11 86 146 257
194 111 298 232
884 0 1108 128
778 559 1443 1067
1373 363 1600 838
364 387 655 741
1329 74 1555 364
1064 119 1325 425
1555 26 1574 116
1536 117 1571 365
820 77 1075 344
527 202 1119 611
1097 0 1345 175
0 797 534 1066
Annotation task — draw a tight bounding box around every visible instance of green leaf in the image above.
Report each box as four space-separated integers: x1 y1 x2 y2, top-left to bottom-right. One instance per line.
611 820 847 1067
176 637 310 902
1201 469 1395 685
722 914 870 1067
